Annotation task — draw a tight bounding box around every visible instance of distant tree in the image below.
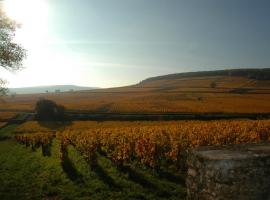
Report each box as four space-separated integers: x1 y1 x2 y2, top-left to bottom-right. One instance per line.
0 6 27 94
197 96 203 101
0 79 7 95
35 99 66 121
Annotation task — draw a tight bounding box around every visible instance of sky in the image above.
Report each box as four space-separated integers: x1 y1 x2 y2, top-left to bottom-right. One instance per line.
1 0 270 88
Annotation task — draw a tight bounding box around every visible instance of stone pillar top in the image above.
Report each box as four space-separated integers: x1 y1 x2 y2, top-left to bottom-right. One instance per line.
190 142 270 161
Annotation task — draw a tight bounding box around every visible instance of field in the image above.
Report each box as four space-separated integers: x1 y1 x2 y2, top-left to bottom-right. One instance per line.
1 122 187 200
1 119 270 199
1 76 270 113
15 120 270 169
0 112 17 121
1 71 270 199
0 0 269 196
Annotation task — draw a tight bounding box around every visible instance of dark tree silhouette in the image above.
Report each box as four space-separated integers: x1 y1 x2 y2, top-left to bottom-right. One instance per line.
35 99 66 121
0 6 26 94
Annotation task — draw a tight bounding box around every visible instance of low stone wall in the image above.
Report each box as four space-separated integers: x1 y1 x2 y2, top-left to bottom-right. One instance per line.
186 142 270 200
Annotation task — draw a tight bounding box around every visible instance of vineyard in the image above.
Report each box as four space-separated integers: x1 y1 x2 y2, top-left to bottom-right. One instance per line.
0 119 269 199
14 120 270 170
2 76 270 113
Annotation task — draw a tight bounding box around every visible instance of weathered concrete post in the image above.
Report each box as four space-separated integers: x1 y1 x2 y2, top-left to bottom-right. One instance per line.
186 143 270 200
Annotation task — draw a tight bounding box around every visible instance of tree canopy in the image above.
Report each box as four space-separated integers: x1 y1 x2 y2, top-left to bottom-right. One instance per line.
0 6 26 94
35 99 67 121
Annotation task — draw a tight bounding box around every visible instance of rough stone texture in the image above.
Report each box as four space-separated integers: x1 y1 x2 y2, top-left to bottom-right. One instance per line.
186 142 270 200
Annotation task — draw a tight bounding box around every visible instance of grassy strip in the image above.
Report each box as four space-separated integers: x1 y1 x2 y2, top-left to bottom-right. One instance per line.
0 124 19 140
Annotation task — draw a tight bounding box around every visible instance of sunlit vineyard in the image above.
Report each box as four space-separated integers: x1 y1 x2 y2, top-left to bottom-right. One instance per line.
14 120 270 170
2 76 270 114
15 132 54 156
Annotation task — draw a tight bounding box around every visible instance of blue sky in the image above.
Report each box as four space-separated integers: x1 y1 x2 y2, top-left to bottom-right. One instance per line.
2 0 270 88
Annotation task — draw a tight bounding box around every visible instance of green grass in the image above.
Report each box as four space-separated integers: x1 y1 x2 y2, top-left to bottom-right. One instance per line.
0 125 186 200
14 113 30 121
0 124 18 140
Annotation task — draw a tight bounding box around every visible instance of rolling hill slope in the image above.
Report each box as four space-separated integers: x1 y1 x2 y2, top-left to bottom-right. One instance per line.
8 85 98 94
1 68 270 114
140 68 270 83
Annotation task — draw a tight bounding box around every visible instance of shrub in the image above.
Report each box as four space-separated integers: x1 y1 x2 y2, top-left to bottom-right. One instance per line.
35 99 66 121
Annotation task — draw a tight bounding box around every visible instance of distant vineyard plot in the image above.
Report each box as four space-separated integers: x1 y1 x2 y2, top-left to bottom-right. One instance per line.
0 112 17 121
1 75 270 113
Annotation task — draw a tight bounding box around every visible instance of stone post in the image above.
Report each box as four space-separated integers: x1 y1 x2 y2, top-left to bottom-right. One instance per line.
186 143 270 200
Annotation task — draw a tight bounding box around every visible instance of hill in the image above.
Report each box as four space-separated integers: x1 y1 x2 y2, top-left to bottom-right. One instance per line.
140 68 270 84
1 68 270 114
8 85 98 94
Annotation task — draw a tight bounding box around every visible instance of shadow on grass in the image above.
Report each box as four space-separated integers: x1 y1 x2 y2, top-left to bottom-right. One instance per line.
61 153 84 184
157 169 186 186
42 143 52 157
0 136 10 141
92 163 121 190
118 165 157 190
118 165 171 197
